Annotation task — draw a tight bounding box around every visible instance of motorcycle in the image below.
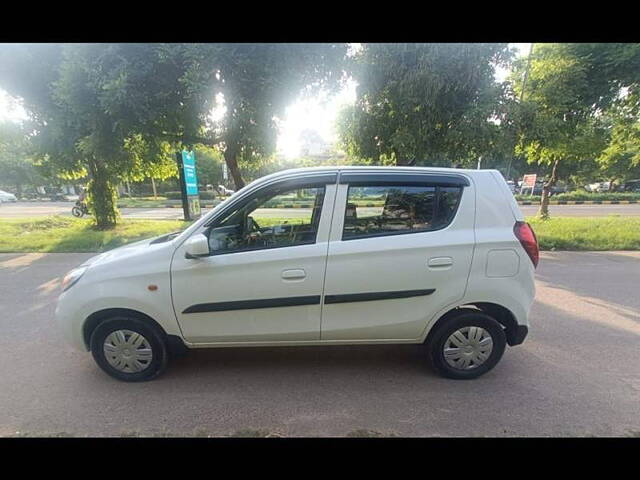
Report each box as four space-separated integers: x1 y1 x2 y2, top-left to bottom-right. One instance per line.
72 201 89 218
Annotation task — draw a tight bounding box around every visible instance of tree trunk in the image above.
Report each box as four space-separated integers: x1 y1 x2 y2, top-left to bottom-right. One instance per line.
87 158 118 229
151 177 157 199
537 158 560 220
393 148 411 166
16 183 22 199
223 141 245 190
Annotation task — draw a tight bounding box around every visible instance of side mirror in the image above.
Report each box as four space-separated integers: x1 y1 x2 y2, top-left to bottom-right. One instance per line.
184 233 210 259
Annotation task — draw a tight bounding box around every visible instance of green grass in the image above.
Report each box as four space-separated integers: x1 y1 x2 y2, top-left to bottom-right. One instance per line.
527 216 640 251
0 216 186 253
117 198 176 208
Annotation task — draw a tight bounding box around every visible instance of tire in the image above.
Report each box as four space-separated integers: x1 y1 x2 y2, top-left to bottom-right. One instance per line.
71 206 84 217
89 316 169 382
427 311 506 380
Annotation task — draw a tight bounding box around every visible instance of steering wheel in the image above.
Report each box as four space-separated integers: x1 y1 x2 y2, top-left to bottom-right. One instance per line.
244 216 263 246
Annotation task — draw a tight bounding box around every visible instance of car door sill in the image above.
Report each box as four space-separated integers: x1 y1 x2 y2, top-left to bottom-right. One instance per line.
182 338 423 348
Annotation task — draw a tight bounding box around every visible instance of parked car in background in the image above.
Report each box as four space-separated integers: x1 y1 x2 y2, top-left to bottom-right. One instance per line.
0 190 18 203
585 181 612 193
617 179 640 192
216 185 235 196
519 180 566 196
56 166 537 382
506 181 517 193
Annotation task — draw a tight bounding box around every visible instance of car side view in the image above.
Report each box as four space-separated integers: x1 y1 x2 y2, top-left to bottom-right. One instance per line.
55 166 537 381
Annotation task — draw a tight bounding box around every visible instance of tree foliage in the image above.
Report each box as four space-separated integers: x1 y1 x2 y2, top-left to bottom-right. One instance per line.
177 43 348 189
0 121 45 196
512 43 640 218
337 43 514 166
0 43 348 226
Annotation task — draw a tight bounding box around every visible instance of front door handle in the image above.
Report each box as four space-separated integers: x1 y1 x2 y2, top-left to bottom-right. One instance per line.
428 257 454 268
282 269 306 280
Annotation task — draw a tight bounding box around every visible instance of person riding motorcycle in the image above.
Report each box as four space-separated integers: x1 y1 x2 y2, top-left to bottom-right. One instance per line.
72 187 89 217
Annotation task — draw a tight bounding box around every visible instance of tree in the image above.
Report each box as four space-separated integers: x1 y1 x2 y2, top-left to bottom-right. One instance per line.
597 92 640 185
337 43 514 167
512 43 640 218
0 44 203 227
122 135 177 198
0 121 45 197
192 145 224 188
179 43 348 189
0 44 349 225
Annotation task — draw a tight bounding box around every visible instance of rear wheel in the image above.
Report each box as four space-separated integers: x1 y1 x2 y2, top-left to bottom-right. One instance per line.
427 311 506 379
71 206 84 217
89 316 169 382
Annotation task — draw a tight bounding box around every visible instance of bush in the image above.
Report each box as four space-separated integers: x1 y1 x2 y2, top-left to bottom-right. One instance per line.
515 192 640 202
164 190 216 201
198 191 216 200
164 191 182 200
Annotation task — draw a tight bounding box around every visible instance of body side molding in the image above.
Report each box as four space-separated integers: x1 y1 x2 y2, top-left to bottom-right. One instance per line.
324 289 436 304
183 295 321 314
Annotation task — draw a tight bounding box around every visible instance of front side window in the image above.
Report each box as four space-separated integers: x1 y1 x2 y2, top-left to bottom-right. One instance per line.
207 185 326 254
342 184 462 240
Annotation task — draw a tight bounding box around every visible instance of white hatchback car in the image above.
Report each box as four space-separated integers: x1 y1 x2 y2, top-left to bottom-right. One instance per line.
56 167 537 381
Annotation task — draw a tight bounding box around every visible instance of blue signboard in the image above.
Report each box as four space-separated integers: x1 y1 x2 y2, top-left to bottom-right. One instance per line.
182 150 199 196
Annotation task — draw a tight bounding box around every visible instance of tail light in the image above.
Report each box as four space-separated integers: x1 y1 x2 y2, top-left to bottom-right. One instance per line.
514 221 539 268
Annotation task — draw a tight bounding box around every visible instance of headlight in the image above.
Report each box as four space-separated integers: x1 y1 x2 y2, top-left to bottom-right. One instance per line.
61 266 88 292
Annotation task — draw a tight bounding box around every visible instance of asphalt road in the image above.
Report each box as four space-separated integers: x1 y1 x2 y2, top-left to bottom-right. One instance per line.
1 201 640 219
0 251 639 437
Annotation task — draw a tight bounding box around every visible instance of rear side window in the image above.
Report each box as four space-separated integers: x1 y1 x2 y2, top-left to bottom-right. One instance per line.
342 184 463 240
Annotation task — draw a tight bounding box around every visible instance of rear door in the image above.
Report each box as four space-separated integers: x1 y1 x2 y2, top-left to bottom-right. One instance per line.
320 171 475 341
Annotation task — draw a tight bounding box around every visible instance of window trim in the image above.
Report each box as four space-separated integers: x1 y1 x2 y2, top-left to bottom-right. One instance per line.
205 181 329 256
204 173 337 228
341 183 464 241
338 172 470 187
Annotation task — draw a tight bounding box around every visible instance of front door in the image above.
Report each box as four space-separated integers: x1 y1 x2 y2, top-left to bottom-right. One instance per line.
320 172 475 341
171 176 337 344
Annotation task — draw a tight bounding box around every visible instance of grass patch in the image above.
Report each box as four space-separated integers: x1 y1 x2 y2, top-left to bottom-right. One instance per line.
527 216 640 251
515 192 640 202
0 216 186 253
117 198 176 208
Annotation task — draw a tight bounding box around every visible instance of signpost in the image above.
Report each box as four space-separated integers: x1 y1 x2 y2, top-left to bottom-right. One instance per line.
521 174 537 196
176 150 201 221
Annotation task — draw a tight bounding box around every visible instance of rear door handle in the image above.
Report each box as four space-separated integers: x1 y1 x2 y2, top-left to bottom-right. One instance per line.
428 257 453 268
282 269 306 280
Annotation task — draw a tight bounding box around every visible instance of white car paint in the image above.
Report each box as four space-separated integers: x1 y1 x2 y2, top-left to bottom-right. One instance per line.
56 167 536 361
0 190 18 202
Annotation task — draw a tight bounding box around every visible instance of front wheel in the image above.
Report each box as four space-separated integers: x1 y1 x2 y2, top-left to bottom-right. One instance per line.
427 311 506 380
71 206 84 217
89 317 169 382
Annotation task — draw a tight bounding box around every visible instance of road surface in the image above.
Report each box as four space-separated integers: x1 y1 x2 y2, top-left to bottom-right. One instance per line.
1 201 640 219
0 251 638 437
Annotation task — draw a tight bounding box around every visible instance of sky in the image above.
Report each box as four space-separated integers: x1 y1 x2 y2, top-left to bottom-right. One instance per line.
0 43 532 158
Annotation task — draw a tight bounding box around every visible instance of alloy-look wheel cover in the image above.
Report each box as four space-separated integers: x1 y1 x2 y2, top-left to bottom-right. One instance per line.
443 326 494 370
103 329 153 373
